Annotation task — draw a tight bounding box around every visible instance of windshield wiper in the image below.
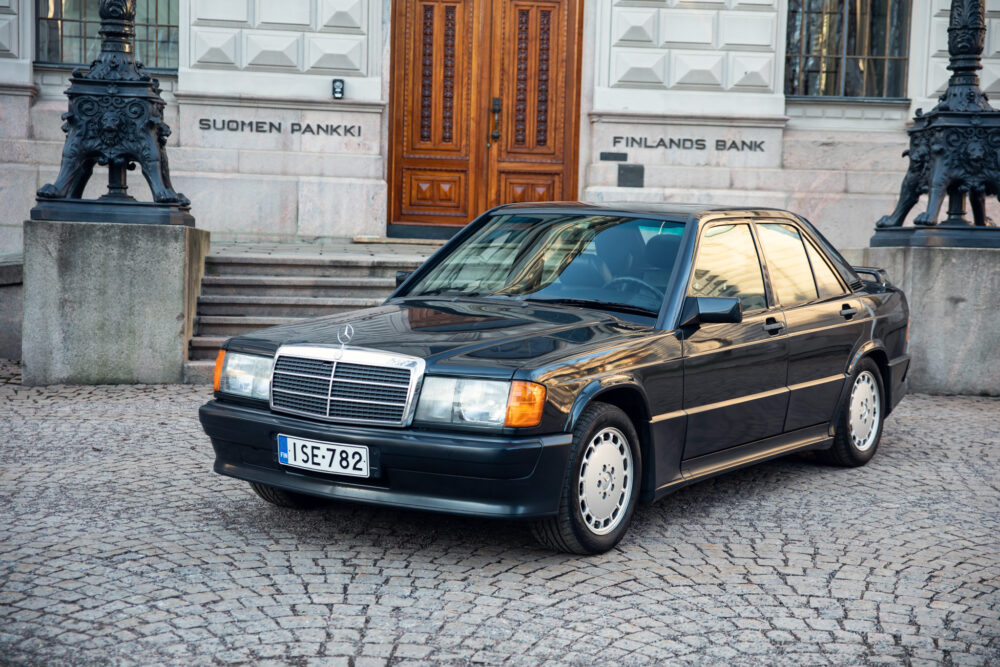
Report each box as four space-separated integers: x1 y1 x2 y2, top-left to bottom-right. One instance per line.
410 288 481 296
524 298 658 317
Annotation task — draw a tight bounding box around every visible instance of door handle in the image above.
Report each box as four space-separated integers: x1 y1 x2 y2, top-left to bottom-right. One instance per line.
840 305 858 319
762 317 785 334
490 97 501 142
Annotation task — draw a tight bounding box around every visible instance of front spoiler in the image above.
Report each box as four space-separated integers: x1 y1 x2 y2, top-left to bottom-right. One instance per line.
200 400 573 519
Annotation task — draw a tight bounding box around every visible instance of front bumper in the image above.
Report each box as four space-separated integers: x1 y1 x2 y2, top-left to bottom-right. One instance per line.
199 400 573 519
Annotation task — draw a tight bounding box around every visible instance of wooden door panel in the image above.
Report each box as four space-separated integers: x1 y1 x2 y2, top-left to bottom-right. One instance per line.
496 1 564 161
402 168 467 216
498 171 561 203
489 0 579 208
390 0 580 225
390 0 485 225
403 0 471 157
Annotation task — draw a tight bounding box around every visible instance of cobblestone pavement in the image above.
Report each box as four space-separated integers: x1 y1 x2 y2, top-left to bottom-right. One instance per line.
1 358 998 666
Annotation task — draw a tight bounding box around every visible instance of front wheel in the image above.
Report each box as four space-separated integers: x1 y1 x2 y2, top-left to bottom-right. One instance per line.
531 403 642 554
819 358 885 467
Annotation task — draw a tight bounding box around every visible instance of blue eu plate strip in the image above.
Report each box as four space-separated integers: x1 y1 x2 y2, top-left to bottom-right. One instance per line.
278 435 289 464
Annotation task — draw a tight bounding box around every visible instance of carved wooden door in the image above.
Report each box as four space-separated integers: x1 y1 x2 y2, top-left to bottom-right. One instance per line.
389 0 581 228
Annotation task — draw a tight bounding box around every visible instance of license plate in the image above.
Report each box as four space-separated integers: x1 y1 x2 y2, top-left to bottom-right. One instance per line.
277 434 370 478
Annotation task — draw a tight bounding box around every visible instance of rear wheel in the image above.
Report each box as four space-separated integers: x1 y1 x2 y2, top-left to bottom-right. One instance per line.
531 403 641 554
819 357 885 467
248 481 326 509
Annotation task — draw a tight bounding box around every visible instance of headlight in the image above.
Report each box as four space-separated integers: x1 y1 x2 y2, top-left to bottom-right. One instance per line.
213 350 273 400
414 377 546 428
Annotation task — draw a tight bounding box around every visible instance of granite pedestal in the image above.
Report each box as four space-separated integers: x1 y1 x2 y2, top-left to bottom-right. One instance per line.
841 246 1000 396
22 220 209 385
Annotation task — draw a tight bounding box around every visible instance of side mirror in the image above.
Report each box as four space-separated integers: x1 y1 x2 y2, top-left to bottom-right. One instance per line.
395 271 411 288
679 296 742 327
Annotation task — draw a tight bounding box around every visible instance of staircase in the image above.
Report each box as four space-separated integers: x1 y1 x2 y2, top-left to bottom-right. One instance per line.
183 241 438 383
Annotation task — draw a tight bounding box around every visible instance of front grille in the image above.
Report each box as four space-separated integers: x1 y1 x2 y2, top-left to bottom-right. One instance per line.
270 350 418 426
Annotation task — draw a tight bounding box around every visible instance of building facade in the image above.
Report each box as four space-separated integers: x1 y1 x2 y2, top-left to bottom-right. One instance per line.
1 0 997 255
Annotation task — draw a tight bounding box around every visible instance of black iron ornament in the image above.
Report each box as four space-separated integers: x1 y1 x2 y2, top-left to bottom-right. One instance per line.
873 0 1000 247
30 0 192 225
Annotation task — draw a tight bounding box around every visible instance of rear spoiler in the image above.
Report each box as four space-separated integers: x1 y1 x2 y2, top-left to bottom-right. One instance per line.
852 266 890 288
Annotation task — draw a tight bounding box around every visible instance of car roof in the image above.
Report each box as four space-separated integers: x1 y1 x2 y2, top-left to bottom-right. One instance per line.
490 201 796 221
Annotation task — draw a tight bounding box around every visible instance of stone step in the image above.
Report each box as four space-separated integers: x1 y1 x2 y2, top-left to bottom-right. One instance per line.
205 253 427 278
189 336 228 361
195 315 304 336
201 274 397 298
197 295 382 317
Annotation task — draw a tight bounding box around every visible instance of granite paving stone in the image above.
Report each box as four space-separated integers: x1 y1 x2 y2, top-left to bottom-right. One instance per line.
0 357 998 665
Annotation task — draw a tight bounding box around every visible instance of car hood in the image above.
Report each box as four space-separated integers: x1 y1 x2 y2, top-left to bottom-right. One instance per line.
228 297 651 378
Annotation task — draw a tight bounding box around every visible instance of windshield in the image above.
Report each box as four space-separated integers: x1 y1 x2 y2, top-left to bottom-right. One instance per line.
401 213 686 314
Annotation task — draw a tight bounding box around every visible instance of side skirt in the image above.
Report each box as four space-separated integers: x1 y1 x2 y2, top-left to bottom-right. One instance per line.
650 424 831 503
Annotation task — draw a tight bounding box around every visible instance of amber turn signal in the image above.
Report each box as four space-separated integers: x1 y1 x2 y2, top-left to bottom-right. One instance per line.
505 381 546 428
213 349 226 392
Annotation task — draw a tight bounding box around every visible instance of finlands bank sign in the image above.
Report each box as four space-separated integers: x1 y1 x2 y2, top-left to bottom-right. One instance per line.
198 118 362 136
613 135 765 152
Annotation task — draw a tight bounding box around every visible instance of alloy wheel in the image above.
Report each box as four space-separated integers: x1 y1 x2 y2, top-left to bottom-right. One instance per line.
578 426 633 535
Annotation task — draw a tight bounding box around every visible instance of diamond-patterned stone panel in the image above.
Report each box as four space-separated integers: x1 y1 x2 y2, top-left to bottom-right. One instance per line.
926 60 950 96
718 12 774 48
191 27 240 66
989 19 1000 58
611 48 668 88
304 34 365 72
612 8 658 45
245 31 301 68
671 51 724 87
660 9 714 47
194 0 249 23
930 16 950 57
981 62 1000 94
727 53 773 89
258 0 312 26
321 0 366 30
0 14 16 56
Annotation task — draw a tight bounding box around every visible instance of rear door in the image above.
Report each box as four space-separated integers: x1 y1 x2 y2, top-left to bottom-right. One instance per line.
754 221 867 432
681 222 789 459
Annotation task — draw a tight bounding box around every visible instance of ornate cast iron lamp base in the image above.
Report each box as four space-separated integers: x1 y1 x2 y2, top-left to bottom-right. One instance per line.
29 0 192 226
872 0 1000 247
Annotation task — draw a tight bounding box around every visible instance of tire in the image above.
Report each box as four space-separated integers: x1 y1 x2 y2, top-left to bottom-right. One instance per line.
248 481 326 509
819 357 886 467
531 402 642 555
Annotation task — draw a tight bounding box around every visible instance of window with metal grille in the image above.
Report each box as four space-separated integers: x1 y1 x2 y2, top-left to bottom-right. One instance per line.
785 0 911 99
36 0 178 70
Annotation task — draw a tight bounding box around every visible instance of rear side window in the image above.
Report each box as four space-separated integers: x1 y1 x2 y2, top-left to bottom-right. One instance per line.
804 238 847 299
757 223 818 307
690 224 767 312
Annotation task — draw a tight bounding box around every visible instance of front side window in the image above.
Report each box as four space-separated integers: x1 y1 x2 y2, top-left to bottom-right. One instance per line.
757 223 818 307
37 0 179 69
785 0 911 98
402 214 686 315
689 224 767 313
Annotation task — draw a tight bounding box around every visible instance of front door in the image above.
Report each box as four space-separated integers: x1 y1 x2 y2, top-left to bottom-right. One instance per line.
388 0 582 228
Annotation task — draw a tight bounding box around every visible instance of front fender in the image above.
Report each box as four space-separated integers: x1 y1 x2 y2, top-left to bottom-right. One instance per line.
564 375 651 433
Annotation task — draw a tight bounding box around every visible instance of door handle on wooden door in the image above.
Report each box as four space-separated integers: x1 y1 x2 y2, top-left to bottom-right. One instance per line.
490 97 501 142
